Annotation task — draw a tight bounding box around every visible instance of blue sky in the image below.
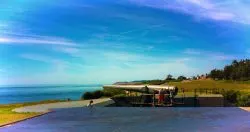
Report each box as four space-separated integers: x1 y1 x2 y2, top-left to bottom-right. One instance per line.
0 0 250 85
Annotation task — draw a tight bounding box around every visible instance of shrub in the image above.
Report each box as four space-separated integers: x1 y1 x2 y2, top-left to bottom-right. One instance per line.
237 93 250 106
81 90 104 100
113 94 126 98
81 88 126 100
221 90 250 106
102 87 125 97
92 90 104 98
82 92 93 100
222 90 240 104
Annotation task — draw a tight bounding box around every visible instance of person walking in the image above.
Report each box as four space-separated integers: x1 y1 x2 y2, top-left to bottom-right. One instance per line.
169 90 173 105
87 100 94 108
158 89 164 105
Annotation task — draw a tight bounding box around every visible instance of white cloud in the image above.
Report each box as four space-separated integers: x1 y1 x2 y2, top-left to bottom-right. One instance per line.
183 0 214 9
0 35 77 46
206 12 235 21
130 0 250 25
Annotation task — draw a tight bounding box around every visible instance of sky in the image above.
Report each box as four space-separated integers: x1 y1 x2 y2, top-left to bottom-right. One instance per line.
0 0 250 85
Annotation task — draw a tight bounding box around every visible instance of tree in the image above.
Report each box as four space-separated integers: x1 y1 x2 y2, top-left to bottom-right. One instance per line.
224 65 233 80
232 60 238 67
177 76 187 81
192 76 197 80
209 59 250 81
165 74 173 80
210 69 223 80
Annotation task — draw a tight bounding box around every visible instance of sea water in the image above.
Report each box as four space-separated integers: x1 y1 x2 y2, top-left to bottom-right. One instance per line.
0 85 102 104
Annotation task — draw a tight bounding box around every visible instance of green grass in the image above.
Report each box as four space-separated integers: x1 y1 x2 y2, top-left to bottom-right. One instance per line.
0 100 63 126
168 79 250 93
169 79 250 106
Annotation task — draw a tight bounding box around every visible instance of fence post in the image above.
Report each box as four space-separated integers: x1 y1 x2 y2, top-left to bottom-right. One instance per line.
152 93 155 107
194 89 197 107
182 88 184 104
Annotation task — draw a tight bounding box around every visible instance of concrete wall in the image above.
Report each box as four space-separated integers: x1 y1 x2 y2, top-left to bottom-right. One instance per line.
197 94 224 107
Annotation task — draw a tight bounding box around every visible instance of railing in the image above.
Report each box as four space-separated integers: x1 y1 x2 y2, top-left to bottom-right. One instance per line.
119 88 225 107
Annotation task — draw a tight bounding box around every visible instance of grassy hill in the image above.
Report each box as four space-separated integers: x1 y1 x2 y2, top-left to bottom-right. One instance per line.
168 79 250 93
167 79 250 106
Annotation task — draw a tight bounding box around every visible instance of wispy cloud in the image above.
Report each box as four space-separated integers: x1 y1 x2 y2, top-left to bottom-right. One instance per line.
211 54 236 61
102 52 144 62
20 53 70 74
54 47 80 55
130 0 250 25
175 58 191 63
119 24 166 35
20 54 65 64
0 23 8 29
1 60 200 85
0 35 77 46
183 48 201 55
183 48 238 61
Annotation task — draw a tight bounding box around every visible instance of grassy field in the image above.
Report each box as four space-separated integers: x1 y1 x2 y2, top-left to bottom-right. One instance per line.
168 79 250 93
0 100 62 126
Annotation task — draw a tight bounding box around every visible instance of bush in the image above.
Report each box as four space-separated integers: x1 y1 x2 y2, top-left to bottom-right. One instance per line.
221 90 250 106
113 94 126 98
81 90 104 100
102 87 125 97
81 88 126 100
237 93 250 106
222 90 240 104
82 92 93 100
92 90 104 98
141 80 166 85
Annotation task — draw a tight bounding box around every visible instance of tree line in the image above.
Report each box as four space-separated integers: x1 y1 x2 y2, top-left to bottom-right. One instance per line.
209 59 250 81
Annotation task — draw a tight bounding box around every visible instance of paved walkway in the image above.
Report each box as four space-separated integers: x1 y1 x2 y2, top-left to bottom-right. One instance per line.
13 98 113 113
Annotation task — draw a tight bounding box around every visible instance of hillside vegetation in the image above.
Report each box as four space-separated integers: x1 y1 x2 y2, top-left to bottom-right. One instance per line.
168 79 250 92
84 59 250 106
210 59 250 81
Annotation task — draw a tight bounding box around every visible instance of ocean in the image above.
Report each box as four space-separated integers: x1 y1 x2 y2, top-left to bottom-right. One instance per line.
0 85 102 104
